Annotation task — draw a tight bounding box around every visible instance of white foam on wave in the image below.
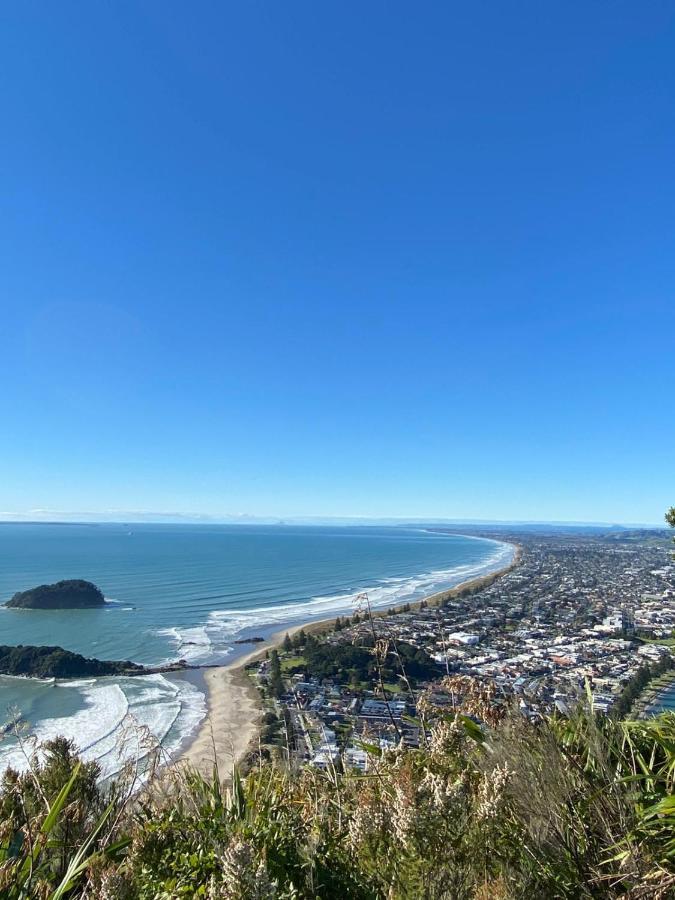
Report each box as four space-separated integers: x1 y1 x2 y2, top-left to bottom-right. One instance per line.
156 625 214 663
71 684 130 755
165 679 206 751
0 673 56 684
0 681 129 774
160 540 516 664
0 673 207 780
94 675 207 780
104 597 133 609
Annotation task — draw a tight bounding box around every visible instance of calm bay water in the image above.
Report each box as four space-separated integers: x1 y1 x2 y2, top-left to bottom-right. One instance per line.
0 523 513 775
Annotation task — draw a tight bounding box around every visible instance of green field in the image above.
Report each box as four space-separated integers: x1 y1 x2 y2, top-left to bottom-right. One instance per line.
280 654 306 673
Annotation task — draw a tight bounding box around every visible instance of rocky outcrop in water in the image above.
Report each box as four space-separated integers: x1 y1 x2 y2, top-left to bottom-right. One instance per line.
6 580 105 610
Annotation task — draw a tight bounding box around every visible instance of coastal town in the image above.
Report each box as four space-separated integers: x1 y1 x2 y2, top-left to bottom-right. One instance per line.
247 529 675 772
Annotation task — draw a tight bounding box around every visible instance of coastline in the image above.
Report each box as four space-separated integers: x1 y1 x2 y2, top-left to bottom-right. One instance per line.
633 670 675 719
177 540 520 777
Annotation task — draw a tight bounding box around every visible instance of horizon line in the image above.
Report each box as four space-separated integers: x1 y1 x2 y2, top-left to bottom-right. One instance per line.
0 514 666 529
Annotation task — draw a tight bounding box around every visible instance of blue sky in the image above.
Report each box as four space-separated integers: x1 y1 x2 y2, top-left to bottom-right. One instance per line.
1 2 674 525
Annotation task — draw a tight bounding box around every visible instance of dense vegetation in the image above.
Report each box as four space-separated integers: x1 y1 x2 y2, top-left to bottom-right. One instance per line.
0 645 144 678
268 649 284 698
612 653 674 718
287 633 440 685
6 580 105 610
4 688 675 898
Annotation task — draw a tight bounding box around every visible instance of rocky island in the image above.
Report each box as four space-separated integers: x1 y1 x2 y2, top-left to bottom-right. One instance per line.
6 579 105 610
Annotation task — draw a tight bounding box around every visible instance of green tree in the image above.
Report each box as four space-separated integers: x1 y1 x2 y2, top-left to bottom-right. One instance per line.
292 628 307 649
0 737 105 883
282 632 292 652
268 649 284 698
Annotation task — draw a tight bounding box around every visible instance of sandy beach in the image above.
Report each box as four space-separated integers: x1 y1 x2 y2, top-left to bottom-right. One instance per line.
178 542 520 777
177 647 266 779
176 619 318 777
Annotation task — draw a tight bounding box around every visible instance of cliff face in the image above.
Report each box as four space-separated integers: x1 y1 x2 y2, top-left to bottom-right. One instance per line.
6 580 105 610
0 645 144 678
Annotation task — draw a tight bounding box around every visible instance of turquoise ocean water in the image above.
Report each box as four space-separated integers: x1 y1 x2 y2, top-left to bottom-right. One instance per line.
0 523 513 776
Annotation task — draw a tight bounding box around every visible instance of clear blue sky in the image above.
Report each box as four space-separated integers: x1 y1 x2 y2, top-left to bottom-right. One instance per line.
1 2 674 525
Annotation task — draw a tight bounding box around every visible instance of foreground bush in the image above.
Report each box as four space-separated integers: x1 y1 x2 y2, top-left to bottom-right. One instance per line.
3 698 675 898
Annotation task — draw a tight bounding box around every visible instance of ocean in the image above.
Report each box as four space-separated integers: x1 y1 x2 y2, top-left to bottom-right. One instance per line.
644 682 675 716
0 523 513 776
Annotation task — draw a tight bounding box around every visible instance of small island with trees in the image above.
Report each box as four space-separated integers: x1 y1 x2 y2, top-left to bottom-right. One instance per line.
6 579 105 610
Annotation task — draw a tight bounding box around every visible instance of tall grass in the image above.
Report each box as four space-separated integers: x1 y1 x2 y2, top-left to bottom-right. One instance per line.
3 695 675 898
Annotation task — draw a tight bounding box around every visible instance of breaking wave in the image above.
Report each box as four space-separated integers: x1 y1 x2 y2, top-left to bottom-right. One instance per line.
160 539 515 665
0 674 207 780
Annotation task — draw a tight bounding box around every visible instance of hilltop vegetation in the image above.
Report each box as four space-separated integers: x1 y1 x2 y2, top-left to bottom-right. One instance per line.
295 633 439 683
4 691 675 898
6 579 105 610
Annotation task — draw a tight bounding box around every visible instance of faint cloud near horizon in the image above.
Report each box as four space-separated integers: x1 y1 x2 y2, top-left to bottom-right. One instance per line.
0 510 664 529
0 509 270 524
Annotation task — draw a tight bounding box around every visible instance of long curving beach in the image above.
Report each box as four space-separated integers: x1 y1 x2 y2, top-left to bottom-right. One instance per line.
178 543 520 776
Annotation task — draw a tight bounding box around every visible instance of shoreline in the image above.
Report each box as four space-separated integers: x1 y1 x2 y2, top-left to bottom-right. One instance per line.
633 670 675 718
177 541 521 777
